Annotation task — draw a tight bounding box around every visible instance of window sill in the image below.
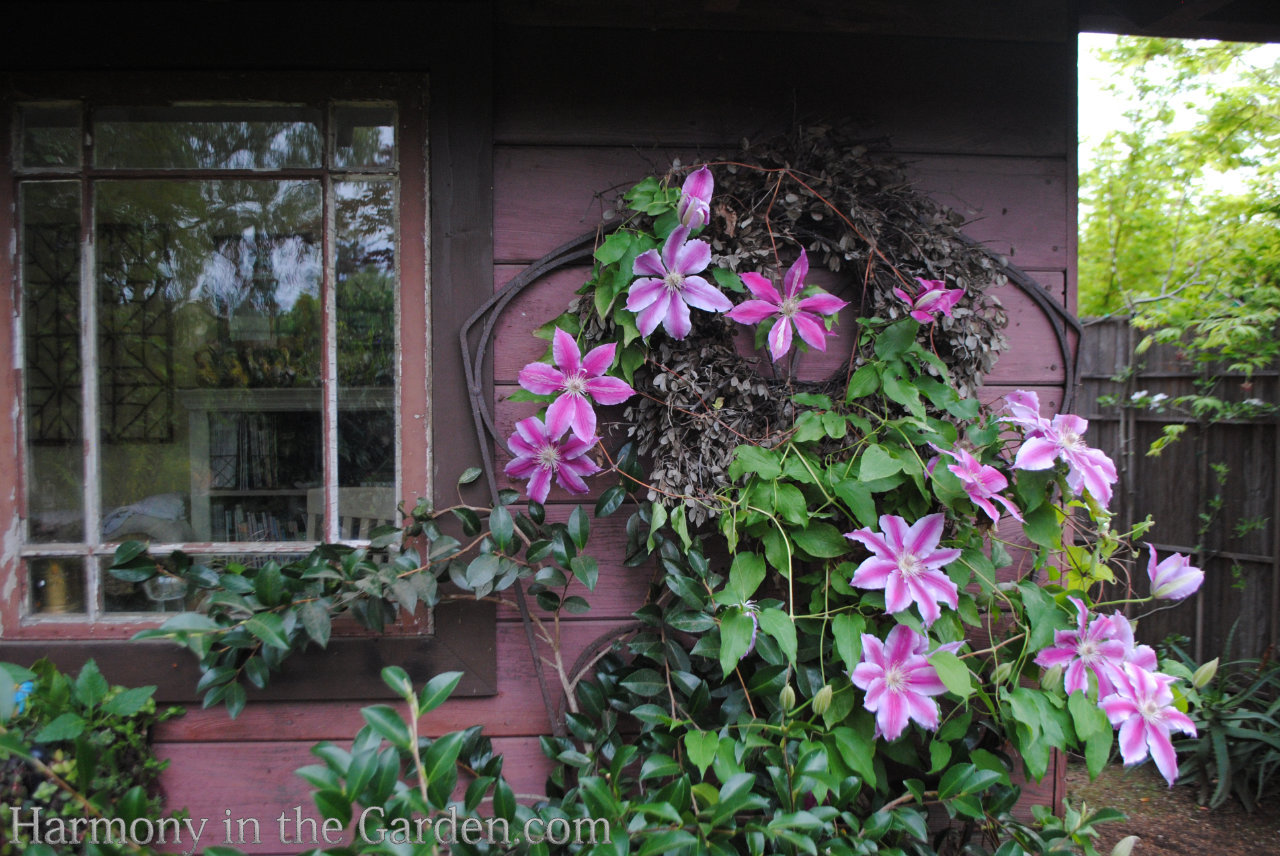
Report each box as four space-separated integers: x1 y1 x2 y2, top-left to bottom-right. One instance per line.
0 598 495 702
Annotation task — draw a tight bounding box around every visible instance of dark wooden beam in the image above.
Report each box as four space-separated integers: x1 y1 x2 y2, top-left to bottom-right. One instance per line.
430 2 496 507
1080 0 1280 42
0 599 496 702
495 0 1074 42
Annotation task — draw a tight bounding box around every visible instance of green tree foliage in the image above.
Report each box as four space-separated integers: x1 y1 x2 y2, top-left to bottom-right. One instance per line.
1079 36 1280 375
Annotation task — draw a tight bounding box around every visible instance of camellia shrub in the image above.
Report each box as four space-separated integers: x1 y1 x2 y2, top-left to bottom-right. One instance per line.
104 137 1217 855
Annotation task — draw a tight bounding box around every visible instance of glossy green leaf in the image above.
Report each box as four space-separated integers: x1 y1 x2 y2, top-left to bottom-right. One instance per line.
595 485 626 517
423 731 466 807
930 650 973 699
719 608 757 677
245 613 290 649
684 729 719 777
847 364 880 400
418 671 463 714
568 505 590 550
299 600 332 648
757 608 797 664
729 445 782 481
792 522 850 558
727 552 766 603
875 319 917 359
489 505 514 552
832 613 865 673
569 555 599 590
859 446 903 481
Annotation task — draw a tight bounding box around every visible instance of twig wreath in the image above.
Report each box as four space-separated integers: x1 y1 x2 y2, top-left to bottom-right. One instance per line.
528 126 1012 523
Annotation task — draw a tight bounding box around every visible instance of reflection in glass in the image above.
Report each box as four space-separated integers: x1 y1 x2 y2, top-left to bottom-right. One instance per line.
95 180 323 543
31 557 85 614
333 105 396 169
336 180 396 506
20 105 82 169
23 182 84 543
102 554 305 613
95 106 322 170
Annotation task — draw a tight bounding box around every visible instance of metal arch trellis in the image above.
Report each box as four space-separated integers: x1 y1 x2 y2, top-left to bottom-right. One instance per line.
459 222 1082 734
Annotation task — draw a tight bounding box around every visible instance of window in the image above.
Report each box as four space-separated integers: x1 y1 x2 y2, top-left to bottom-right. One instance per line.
3 78 427 629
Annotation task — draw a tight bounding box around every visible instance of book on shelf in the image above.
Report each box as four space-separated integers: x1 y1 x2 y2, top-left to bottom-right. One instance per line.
220 503 304 543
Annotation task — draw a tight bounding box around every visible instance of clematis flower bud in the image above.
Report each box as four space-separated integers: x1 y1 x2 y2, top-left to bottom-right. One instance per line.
1192 658 1219 689
677 166 713 229
812 684 833 716
779 684 797 711
1145 544 1204 601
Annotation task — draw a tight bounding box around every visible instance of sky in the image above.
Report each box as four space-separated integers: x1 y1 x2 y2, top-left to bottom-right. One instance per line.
1077 33 1131 175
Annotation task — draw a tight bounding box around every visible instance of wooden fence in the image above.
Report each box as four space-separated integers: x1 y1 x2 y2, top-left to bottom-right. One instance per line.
1079 318 1279 661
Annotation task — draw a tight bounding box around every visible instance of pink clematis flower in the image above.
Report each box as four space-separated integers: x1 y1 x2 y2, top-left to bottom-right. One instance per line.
1003 389 1052 436
1100 664 1197 786
504 416 601 503
893 277 964 324
851 624 949 741
725 249 848 362
1009 400 1118 507
1110 609 1159 673
845 513 962 626
518 327 636 442
677 166 714 229
1145 544 1204 601
927 443 1023 523
627 225 733 339
1034 597 1128 697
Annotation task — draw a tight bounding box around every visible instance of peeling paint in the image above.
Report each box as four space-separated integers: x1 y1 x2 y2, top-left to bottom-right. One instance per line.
0 508 23 635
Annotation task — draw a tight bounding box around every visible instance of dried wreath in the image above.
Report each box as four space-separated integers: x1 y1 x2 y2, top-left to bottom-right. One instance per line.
538 126 1019 522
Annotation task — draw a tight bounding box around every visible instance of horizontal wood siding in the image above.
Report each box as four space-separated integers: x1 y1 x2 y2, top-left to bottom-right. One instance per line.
152 22 1075 850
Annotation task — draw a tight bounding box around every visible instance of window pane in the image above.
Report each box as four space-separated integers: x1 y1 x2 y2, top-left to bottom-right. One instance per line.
333 105 396 169
336 180 395 506
103 553 306 614
22 182 84 543
94 106 322 170
31 557 85 614
19 105 82 169
95 180 323 546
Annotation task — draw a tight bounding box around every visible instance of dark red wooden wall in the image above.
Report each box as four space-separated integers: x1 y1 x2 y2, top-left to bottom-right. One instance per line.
142 19 1079 855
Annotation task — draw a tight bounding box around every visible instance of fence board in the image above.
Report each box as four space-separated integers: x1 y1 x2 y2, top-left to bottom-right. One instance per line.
1079 318 1278 658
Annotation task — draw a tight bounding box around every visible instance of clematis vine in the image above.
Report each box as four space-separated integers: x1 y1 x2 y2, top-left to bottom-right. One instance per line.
517 327 636 442
1145 544 1204 601
927 442 1023 523
1006 389 1118 507
845 513 961 626
627 225 733 339
677 165 714 229
893 277 964 323
1101 664 1198 786
504 416 601 503
725 248 848 362
851 624 949 741
1033 596 1128 697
